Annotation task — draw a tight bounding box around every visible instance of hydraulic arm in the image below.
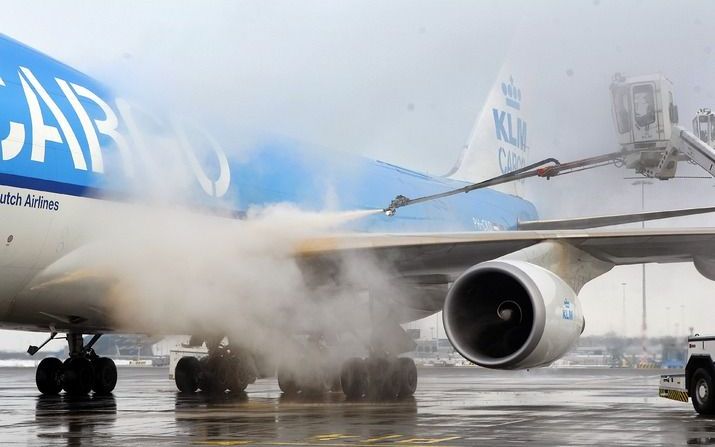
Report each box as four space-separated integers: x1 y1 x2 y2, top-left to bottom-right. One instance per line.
385 72 715 216
384 150 627 216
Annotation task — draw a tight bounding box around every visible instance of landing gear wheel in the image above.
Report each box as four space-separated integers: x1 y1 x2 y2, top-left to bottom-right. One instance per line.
397 357 417 397
691 368 715 415
175 356 201 393
36 357 63 395
377 358 401 399
366 357 392 398
92 357 117 395
366 357 383 398
62 357 93 395
198 356 219 393
299 371 326 395
278 368 297 395
220 355 248 393
328 371 342 393
340 357 368 399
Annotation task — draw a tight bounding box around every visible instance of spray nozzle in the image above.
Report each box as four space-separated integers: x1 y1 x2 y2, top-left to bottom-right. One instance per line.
383 195 410 217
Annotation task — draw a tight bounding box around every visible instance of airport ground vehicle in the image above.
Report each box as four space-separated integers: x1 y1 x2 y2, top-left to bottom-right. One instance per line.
660 335 715 414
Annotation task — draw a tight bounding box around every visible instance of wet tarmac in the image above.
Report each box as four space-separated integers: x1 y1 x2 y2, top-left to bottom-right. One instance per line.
0 366 711 446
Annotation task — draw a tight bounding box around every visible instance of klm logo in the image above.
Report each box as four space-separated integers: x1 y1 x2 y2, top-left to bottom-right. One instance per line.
493 76 527 175
562 299 574 321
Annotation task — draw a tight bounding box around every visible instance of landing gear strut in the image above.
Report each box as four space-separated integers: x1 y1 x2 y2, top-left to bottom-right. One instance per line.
175 338 257 394
32 333 117 396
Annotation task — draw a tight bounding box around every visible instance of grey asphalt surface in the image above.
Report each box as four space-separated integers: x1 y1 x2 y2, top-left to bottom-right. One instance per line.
0 366 709 446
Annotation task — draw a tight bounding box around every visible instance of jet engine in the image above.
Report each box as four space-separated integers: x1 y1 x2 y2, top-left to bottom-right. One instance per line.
443 260 584 369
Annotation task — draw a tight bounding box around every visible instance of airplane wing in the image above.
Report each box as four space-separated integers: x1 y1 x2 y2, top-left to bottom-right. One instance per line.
293 226 715 332
517 206 715 230
13 226 715 337
296 227 715 279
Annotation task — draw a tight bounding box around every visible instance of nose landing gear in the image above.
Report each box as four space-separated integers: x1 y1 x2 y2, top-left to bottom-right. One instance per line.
32 333 117 396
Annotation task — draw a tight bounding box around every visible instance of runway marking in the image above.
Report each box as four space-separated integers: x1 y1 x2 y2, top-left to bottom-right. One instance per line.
313 434 360 441
397 436 461 444
364 435 403 442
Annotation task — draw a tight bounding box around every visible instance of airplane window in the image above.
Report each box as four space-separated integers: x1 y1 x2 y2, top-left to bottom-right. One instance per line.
633 84 656 128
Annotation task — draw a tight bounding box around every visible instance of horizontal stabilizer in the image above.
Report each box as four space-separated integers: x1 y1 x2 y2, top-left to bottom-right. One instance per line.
517 206 715 230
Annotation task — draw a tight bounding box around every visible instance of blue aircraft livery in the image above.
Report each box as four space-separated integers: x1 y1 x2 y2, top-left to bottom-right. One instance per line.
0 34 537 232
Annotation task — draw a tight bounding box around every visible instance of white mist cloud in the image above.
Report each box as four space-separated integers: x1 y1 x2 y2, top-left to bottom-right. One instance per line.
78 201 388 369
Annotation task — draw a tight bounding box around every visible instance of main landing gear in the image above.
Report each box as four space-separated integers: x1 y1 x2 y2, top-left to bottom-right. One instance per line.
339 356 417 400
175 338 258 394
275 354 417 400
275 310 419 399
275 334 341 396
32 333 117 396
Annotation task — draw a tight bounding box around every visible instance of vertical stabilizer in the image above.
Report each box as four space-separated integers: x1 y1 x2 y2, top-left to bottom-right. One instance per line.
446 64 531 197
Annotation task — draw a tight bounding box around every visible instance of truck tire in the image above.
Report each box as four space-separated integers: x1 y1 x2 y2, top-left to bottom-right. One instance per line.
691 367 715 415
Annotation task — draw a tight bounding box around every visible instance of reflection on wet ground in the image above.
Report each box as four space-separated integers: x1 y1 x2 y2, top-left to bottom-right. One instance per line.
0 367 713 446
34 394 117 447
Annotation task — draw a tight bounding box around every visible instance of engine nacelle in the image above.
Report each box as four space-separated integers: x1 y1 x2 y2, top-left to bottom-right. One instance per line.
694 256 715 281
443 260 584 369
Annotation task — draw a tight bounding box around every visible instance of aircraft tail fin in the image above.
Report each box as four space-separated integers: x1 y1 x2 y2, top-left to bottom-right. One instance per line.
445 64 531 198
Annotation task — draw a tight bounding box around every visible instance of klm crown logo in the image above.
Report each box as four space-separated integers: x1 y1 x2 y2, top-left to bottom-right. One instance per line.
501 76 521 110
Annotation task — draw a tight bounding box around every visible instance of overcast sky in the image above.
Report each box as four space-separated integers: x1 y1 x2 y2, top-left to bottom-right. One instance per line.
2 0 715 351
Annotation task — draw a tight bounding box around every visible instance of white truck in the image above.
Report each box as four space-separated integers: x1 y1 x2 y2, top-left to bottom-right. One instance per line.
610 73 715 180
660 335 715 414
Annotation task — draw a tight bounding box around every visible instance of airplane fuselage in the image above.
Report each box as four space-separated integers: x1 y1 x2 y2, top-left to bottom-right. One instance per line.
0 34 537 333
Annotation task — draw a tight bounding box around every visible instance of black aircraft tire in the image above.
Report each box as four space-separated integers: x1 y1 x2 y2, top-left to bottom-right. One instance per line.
691 368 715 415
175 356 201 393
340 358 367 399
299 371 326 396
397 357 418 397
328 371 342 393
277 368 298 395
379 359 402 399
62 357 94 395
92 357 117 395
202 356 227 393
221 356 248 393
36 357 63 395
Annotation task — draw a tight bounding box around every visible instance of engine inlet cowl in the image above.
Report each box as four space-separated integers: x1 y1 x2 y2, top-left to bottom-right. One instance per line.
443 260 583 369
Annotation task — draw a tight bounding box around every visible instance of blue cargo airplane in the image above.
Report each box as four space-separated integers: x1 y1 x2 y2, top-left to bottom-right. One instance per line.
1 34 714 400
